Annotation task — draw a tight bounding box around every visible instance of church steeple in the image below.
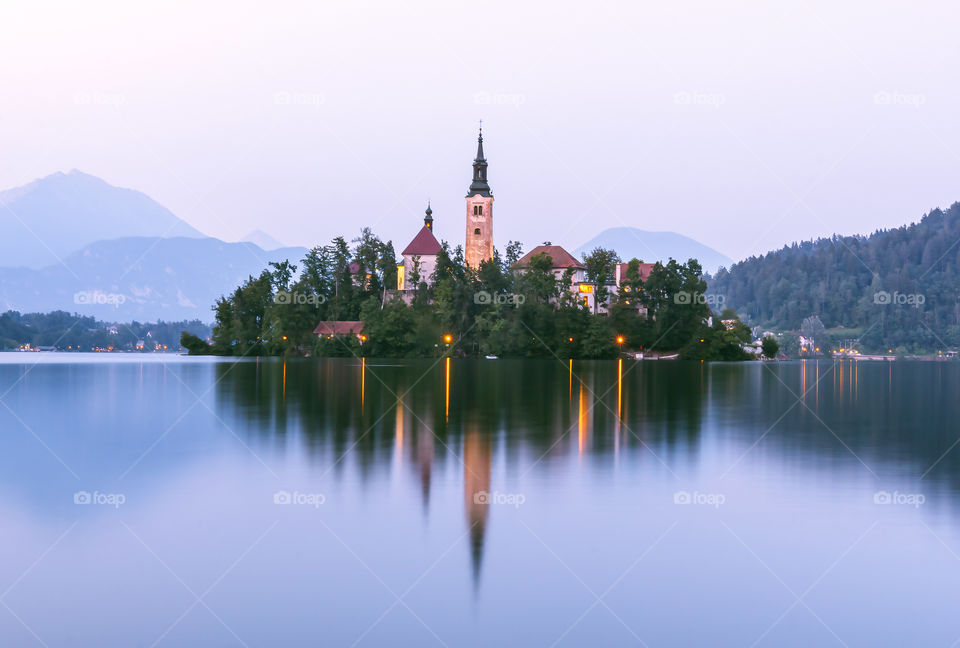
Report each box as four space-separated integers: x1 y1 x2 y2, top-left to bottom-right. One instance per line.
424 202 433 230
467 127 491 197
464 126 494 268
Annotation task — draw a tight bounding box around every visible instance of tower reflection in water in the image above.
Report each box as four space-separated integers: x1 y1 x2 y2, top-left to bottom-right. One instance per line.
214 357 711 589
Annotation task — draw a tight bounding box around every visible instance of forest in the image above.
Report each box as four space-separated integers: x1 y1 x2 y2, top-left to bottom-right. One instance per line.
196 228 754 360
708 204 960 353
0 310 210 351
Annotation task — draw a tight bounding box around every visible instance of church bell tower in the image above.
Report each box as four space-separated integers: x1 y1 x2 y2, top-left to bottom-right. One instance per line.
465 127 494 268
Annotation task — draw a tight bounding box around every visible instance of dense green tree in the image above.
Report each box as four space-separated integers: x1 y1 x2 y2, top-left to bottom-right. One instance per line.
582 247 620 314
708 204 960 352
761 335 780 359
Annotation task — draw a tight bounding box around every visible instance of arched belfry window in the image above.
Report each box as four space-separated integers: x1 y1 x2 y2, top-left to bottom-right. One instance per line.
474 228 481 235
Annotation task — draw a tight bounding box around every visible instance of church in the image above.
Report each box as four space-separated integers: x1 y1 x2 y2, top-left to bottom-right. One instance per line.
396 127 495 292
395 128 646 312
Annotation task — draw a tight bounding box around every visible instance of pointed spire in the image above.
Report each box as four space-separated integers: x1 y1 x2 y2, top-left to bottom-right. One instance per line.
475 125 485 163
467 125 492 197
424 201 433 229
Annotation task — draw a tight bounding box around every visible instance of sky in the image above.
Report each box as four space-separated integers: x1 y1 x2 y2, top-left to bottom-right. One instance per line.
0 0 958 262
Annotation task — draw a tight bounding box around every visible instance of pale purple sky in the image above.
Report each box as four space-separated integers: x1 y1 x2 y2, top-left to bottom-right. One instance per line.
1 0 957 261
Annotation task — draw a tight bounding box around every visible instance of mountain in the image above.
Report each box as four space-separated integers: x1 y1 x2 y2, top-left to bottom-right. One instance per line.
241 229 286 251
0 237 308 322
573 227 734 274
0 170 205 269
707 204 960 352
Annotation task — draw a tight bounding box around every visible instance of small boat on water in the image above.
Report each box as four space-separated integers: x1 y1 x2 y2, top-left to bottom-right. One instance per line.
484 355 498 359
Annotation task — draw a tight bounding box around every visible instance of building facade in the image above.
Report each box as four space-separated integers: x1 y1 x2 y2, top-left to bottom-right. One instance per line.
397 203 442 291
464 129 494 268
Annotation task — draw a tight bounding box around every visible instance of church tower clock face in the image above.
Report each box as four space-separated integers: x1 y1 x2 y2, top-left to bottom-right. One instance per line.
464 128 494 268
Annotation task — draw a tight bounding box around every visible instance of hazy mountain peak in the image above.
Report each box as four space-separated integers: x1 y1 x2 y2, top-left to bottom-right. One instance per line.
241 229 286 251
573 227 734 274
0 170 206 269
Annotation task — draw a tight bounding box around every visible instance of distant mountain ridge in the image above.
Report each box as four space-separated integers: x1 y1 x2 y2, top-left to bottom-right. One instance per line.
0 170 205 269
241 229 286 251
573 227 733 274
0 237 307 322
707 204 960 351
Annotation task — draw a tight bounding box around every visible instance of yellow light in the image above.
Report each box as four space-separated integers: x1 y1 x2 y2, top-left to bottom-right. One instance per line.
443 334 453 343
568 337 573 342
282 336 287 341
578 284 593 293
359 335 367 342
396 265 405 290
616 336 624 345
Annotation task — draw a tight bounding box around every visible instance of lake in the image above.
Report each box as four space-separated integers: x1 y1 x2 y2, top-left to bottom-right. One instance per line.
1 354 958 647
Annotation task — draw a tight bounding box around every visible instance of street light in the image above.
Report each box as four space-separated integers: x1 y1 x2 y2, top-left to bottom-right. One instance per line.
443 334 453 344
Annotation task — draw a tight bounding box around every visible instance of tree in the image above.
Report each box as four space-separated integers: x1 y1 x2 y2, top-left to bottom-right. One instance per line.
800 315 826 351
180 331 211 355
761 335 780 359
582 247 620 314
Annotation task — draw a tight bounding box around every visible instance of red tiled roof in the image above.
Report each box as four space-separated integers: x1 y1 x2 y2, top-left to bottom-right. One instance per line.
401 226 442 256
512 245 585 269
616 262 656 283
314 321 364 336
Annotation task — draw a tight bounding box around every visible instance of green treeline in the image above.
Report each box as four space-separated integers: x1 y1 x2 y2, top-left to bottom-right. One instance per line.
0 310 210 351
199 228 752 360
708 203 960 353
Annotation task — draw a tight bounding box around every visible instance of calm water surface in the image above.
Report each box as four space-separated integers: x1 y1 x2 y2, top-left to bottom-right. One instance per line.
1 354 959 647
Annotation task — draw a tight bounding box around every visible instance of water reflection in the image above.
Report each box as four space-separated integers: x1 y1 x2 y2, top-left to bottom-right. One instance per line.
4 355 960 645
209 357 960 592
